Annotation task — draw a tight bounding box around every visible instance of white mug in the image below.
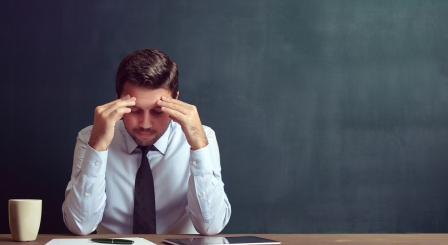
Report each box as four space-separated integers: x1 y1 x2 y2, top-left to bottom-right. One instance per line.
8 199 42 241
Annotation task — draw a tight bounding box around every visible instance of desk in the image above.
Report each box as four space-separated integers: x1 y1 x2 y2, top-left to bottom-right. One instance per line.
1 234 448 245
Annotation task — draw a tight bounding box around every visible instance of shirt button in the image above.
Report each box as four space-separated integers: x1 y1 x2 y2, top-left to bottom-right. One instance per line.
198 193 204 197
85 192 90 197
95 161 99 166
192 161 197 166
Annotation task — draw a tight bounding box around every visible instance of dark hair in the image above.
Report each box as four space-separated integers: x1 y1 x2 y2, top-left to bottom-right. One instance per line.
115 49 178 98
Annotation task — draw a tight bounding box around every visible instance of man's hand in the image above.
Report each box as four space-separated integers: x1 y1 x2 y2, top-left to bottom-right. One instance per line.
158 96 208 150
88 95 136 151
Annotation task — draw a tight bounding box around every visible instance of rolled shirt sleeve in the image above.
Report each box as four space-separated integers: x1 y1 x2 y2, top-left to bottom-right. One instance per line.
186 127 231 235
62 127 108 235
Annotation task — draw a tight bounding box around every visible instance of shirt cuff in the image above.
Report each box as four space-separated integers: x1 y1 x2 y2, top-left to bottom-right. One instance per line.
190 145 214 176
80 144 108 177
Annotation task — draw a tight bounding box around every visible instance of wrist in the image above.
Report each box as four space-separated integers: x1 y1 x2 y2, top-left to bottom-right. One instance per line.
190 138 208 151
88 139 108 152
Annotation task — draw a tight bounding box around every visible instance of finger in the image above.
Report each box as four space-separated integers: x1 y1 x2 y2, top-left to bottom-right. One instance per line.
161 106 186 122
121 94 131 100
118 95 136 104
109 107 132 121
115 96 136 107
103 97 136 116
107 97 136 112
96 99 121 113
98 96 135 113
161 96 197 115
157 99 189 115
160 96 190 106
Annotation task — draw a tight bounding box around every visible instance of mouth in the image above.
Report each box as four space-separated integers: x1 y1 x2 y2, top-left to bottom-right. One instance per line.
136 131 155 138
137 132 153 136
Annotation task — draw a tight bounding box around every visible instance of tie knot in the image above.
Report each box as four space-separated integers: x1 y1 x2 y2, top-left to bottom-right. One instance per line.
138 145 157 155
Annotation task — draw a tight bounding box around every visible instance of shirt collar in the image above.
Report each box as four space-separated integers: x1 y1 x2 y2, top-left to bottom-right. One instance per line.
122 120 171 155
153 121 171 155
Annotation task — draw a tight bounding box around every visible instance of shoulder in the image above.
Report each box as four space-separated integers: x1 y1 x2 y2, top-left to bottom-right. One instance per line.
202 125 215 138
79 125 93 134
76 121 125 142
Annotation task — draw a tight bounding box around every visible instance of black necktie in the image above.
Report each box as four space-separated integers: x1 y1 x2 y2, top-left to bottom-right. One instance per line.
133 145 157 234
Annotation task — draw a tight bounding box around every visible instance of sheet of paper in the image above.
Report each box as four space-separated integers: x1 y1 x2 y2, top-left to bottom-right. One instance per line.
46 237 156 245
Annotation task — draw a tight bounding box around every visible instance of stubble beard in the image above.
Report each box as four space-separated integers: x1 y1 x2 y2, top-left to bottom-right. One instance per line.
125 122 170 147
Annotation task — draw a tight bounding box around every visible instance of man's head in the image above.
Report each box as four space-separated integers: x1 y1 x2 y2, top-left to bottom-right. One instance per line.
116 49 179 146
116 49 178 98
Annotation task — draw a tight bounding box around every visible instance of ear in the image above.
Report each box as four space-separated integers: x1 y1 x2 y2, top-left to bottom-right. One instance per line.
175 91 179 100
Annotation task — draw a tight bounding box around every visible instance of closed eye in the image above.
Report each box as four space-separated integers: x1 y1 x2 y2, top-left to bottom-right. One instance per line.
151 109 163 115
130 108 142 114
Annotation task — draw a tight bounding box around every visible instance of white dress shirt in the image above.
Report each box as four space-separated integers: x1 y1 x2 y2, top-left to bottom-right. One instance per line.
62 120 231 235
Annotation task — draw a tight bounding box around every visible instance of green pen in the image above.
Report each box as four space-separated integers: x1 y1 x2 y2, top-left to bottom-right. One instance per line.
91 238 134 244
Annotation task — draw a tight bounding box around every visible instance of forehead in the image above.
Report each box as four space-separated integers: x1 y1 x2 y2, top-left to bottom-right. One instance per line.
121 82 172 106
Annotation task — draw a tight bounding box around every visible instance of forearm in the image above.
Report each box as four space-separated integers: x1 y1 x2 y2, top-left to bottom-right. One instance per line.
187 169 231 235
62 135 108 235
186 133 231 235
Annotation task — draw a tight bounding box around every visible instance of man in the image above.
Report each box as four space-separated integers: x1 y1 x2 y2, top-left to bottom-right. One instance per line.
62 49 231 235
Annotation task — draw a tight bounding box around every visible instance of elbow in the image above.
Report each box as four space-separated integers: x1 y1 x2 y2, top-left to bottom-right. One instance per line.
63 211 95 236
68 224 94 236
194 211 231 236
196 224 223 236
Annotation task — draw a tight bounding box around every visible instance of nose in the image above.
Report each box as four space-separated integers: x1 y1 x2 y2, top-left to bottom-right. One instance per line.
140 110 152 129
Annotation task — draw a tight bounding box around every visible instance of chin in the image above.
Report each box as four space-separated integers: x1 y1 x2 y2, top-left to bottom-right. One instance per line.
132 132 163 146
134 137 156 147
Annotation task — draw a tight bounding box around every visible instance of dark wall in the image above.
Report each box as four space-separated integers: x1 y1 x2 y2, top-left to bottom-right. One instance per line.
2 0 448 234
